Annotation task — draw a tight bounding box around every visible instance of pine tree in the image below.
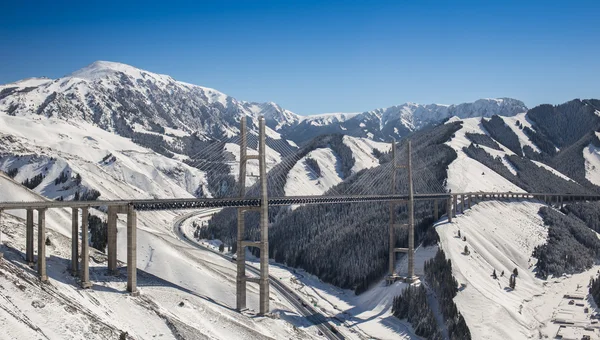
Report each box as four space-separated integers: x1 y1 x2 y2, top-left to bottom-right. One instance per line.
492 269 497 279
513 268 518 277
464 245 469 255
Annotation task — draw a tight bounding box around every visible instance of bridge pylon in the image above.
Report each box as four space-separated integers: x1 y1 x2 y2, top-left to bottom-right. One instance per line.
388 140 416 284
236 115 270 315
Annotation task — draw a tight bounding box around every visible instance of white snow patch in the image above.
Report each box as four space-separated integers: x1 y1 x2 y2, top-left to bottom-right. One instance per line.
284 148 343 196
583 142 600 186
342 136 391 174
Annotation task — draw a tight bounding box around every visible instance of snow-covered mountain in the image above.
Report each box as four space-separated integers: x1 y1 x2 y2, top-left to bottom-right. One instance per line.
282 98 528 144
0 60 527 145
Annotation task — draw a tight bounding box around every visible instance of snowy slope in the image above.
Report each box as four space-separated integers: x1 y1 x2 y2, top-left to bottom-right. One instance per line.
436 200 547 339
583 140 600 186
500 113 542 153
0 114 209 202
284 148 344 196
342 136 391 174
0 127 323 339
436 200 600 339
282 136 390 196
445 117 525 193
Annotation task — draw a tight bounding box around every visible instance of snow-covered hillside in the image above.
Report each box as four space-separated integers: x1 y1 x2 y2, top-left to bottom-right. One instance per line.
436 200 600 339
0 115 329 339
283 136 390 196
0 177 317 339
445 116 526 193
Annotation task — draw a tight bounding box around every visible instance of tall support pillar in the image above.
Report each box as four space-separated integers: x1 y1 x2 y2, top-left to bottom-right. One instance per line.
236 209 246 310
388 139 397 277
71 208 79 276
258 117 270 315
236 115 248 311
461 194 466 212
127 204 138 296
26 209 34 266
468 195 472 209
107 206 117 275
80 207 92 288
453 195 458 217
560 196 564 209
407 141 415 282
0 209 3 253
447 197 453 223
37 208 48 282
433 200 439 221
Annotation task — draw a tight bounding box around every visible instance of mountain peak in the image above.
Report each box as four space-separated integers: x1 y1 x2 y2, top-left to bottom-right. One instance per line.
68 60 172 83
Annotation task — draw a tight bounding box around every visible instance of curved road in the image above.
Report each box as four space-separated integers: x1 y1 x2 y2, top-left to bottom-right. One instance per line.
172 210 345 340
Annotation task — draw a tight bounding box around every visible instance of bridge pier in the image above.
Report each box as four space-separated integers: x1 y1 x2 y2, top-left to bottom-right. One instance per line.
26 208 34 266
467 195 472 209
107 206 118 275
434 200 438 220
80 207 92 289
560 196 564 209
71 208 79 276
453 195 458 217
127 204 138 296
37 208 48 282
236 116 269 314
447 197 452 222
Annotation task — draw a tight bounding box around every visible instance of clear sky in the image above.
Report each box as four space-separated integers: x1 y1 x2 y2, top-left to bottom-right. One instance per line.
1 1 598 115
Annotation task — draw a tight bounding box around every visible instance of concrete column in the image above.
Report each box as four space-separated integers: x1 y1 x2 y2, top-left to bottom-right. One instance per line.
447 197 452 223
107 206 117 275
37 208 48 282
0 209 3 250
388 139 397 279
26 209 34 266
468 195 472 209
258 117 269 315
71 208 79 276
433 200 439 221
407 141 415 282
453 195 458 217
560 196 564 209
461 194 465 212
80 207 91 289
236 208 246 310
388 202 395 276
236 115 247 311
127 205 138 296
0 209 3 245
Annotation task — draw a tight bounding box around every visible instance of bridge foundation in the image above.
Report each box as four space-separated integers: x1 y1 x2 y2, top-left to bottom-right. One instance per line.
71 208 79 276
26 208 34 266
37 208 48 282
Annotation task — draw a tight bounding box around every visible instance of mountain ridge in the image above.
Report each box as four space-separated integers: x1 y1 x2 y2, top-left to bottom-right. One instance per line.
0 60 527 144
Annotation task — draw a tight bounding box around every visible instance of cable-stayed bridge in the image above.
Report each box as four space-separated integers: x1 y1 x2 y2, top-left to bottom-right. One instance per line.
1 116 599 328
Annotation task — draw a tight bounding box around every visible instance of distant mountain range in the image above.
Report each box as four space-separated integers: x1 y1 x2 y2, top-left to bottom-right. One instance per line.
0 61 528 144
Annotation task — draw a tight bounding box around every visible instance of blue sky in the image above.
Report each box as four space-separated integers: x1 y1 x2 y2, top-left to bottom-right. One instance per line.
1 1 598 115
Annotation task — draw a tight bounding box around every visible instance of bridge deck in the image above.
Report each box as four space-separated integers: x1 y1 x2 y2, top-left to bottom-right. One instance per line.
0 192 596 211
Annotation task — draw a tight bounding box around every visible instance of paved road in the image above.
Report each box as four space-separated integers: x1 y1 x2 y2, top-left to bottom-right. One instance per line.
172 210 345 340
